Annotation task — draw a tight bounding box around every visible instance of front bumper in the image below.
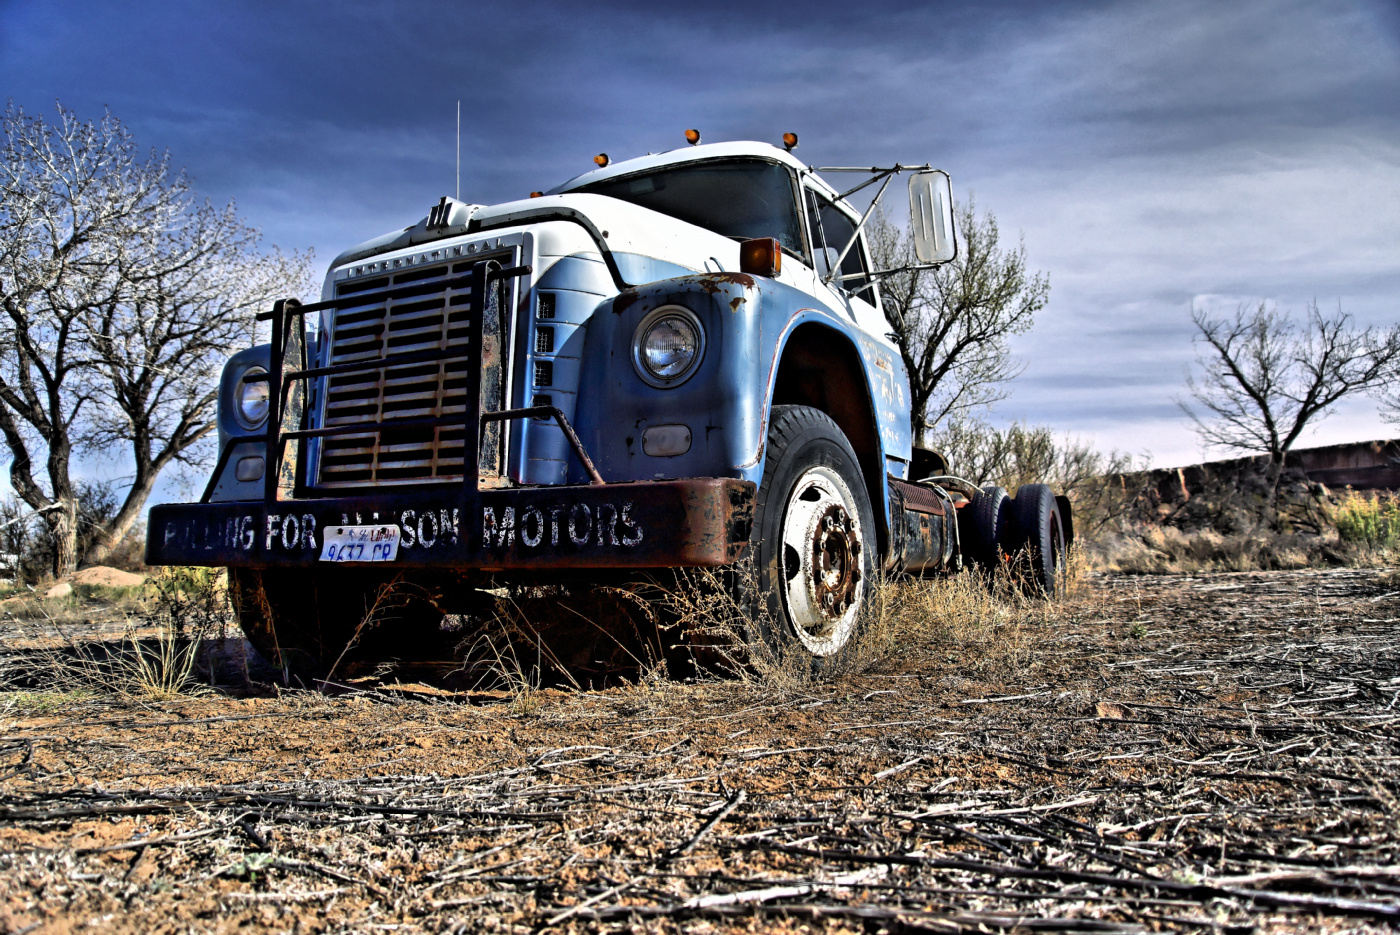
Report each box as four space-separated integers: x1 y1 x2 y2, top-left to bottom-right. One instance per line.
146 478 755 569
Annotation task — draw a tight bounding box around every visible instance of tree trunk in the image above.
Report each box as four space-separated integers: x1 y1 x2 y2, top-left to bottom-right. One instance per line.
80 474 158 568
1263 456 1285 531
48 498 79 580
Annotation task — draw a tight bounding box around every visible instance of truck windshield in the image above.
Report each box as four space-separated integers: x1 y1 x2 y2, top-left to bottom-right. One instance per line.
573 159 805 258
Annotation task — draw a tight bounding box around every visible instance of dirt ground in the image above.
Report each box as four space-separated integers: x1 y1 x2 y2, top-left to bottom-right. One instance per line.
1 568 1398 934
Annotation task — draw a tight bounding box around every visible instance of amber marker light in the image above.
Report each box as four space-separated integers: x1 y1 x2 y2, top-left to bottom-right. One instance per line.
529 191 544 198
740 238 782 278
782 132 798 151
684 128 701 145
594 153 610 167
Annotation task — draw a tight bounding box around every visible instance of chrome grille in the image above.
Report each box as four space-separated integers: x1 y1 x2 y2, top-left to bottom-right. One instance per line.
315 259 499 487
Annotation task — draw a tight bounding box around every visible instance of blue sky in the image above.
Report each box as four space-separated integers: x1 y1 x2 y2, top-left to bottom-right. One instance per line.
3 0 1399 484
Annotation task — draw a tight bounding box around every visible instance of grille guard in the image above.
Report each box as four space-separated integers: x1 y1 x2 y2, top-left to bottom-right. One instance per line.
173 260 756 572
203 260 558 504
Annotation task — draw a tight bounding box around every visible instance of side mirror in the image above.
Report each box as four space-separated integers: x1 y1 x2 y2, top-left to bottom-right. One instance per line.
908 170 956 264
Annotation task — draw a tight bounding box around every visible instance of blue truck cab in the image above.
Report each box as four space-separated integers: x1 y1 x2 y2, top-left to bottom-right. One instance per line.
146 136 1067 677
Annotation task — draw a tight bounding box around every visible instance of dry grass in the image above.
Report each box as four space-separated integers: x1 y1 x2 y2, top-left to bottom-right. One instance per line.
5 568 1398 934
656 556 1083 691
859 551 1097 676
1087 525 1335 574
1077 475 1400 576
860 570 1039 676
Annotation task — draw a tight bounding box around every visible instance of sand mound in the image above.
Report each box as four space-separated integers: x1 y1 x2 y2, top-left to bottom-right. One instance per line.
71 566 147 587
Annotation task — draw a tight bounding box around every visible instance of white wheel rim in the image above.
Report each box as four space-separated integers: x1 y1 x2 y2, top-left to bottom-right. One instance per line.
778 465 865 656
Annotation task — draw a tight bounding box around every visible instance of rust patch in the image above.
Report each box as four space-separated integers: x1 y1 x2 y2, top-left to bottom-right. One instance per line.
729 296 746 313
614 273 755 309
705 271 757 288
678 272 757 295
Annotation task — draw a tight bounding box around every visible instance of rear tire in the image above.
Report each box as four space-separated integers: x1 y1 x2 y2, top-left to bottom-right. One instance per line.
959 485 1011 570
1009 484 1066 597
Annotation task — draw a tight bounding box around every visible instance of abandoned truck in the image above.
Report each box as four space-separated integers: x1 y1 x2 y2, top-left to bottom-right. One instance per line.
146 134 1070 678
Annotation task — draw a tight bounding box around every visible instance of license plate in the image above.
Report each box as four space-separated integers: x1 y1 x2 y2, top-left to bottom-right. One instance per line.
319 524 401 562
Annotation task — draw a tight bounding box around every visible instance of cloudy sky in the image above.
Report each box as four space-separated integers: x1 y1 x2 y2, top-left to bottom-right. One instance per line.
3 0 1398 479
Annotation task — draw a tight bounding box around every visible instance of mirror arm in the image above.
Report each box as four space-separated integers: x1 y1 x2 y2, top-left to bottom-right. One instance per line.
813 163 933 174
839 263 946 302
836 166 900 201
823 172 895 285
851 262 944 283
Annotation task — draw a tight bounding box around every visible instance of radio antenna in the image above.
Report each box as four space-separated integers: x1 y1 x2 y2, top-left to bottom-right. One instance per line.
455 100 461 200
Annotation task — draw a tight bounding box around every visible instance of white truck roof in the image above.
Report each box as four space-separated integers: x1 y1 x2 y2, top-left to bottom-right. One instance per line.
547 140 828 195
330 140 846 270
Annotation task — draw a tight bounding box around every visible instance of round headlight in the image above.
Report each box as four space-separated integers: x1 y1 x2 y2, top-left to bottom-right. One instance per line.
633 308 704 387
235 368 270 428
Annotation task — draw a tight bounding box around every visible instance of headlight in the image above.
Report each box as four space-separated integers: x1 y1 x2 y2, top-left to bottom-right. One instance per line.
235 368 271 429
632 307 704 388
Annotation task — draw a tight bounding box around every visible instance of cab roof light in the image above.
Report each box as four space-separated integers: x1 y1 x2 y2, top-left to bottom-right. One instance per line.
740 238 782 278
594 153 610 167
782 132 798 151
529 191 544 198
684 128 701 145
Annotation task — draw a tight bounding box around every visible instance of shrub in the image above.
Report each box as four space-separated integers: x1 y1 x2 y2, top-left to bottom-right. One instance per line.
931 418 1147 537
1332 491 1400 551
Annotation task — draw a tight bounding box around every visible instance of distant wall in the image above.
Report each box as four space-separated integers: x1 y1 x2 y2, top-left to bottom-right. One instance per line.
1140 439 1400 505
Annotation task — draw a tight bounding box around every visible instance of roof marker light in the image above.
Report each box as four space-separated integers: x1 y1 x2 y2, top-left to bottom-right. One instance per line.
594 153 610 167
782 132 799 151
684 128 701 145
529 191 544 198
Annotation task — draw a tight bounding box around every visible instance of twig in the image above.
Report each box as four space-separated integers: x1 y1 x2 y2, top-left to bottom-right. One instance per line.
667 788 747 858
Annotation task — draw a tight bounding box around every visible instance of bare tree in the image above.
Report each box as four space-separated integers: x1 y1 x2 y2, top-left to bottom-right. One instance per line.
1182 301 1400 466
0 102 310 576
868 198 1049 444
1372 362 1400 426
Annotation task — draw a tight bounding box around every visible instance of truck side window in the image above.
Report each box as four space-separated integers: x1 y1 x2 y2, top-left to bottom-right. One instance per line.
819 202 870 294
807 191 871 296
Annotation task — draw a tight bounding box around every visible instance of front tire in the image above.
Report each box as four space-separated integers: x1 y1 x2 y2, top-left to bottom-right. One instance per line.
751 406 876 660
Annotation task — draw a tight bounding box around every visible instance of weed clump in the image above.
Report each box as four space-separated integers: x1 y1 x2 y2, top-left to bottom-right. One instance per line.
0 566 231 703
1332 491 1400 552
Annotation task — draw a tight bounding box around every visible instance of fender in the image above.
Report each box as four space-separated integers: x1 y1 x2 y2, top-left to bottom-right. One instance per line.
759 308 907 558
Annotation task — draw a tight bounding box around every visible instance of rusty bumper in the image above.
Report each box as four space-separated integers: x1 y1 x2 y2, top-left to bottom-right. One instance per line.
146 478 755 569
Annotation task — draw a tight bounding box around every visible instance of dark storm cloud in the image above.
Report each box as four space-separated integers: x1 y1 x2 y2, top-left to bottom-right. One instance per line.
2 0 1398 470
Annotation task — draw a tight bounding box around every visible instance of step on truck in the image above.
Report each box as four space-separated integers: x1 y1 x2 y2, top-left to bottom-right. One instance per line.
146 133 1071 680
